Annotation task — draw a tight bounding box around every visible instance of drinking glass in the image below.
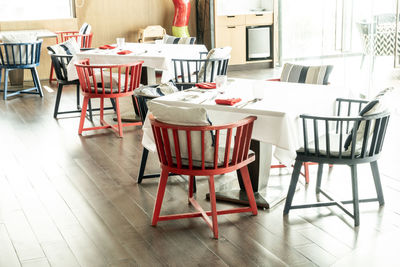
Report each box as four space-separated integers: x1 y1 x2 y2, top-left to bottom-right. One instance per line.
116 38 125 49
215 75 227 92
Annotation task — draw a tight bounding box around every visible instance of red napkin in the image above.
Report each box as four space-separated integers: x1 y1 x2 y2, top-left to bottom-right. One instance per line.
99 45 117 49
196 82 216 89
117 50 133 55
215 98 241 105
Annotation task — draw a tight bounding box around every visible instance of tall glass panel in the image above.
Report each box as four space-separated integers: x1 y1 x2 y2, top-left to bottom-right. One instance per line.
279 0 398 98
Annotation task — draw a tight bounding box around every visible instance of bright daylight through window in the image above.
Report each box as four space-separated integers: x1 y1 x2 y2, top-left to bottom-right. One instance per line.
0 0 73 21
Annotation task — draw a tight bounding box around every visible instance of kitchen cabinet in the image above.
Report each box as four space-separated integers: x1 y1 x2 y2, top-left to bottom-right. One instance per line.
212 0 278 66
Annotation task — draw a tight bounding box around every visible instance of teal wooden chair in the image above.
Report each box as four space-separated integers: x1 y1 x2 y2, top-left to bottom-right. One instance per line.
0 40 43 100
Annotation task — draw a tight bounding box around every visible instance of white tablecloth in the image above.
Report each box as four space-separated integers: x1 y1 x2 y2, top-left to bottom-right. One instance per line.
66 43 207 82
0 29 56 41
142 78 345 167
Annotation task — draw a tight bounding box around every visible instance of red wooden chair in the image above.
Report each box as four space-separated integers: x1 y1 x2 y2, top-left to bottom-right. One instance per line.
49 31 94 83
150 115 258 239
75 59 143 137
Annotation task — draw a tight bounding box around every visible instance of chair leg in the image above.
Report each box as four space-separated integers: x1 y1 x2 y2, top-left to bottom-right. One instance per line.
53 83 63 118
152 169 169 226
76 84 80 109
193 176 196 193
110 98 116 111
208 175 219 239
239 166 258 215
31 67 43 97
78 97 89 135
316 163 324 194
88 99 93 121
188 175 195 199
100 98 104 121
3 69 9 100
49 62 55 82
137 148 149 184
283 160 302 215
303 162 310 184
370 161 385 206
0 69 2 99
114 98 123 137
350 165 360 226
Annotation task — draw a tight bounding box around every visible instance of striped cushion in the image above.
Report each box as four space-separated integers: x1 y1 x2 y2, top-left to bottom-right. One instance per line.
280 63 333 85
47 38 80 55
79 22 92 34
344 87 394 153
163 34 196 44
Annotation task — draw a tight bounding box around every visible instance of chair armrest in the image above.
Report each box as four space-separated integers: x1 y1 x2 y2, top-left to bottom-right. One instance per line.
336 98 369 104
55 30 79 35
300 113 363 121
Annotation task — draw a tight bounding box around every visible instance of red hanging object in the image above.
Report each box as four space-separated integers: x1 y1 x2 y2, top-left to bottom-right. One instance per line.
172 0 191 37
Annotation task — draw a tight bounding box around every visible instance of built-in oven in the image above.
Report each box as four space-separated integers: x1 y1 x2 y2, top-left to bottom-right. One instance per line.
246 25 273 61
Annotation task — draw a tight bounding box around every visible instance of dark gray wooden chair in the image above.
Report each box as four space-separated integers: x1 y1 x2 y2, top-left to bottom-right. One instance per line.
284 98 390 226
50 53 115 119
135 94 197 192
171 56 229 90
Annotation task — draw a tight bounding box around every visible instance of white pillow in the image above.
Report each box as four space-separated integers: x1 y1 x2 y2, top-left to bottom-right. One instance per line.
344 87 395 153
47 38 80 55
79 23 92 34
1 32 37 43
198 46 231 82
148 101 215 166
2 33 38 65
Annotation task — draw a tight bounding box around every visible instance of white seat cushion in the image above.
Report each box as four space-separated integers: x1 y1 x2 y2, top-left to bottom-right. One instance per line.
298 133 352 157
2 33 38 65
148 101 215 167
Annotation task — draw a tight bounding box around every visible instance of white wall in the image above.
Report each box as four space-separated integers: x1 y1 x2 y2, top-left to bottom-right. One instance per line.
216 0 273 15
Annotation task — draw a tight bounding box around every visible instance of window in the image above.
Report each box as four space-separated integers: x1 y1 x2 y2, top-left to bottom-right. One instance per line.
0 0 74 21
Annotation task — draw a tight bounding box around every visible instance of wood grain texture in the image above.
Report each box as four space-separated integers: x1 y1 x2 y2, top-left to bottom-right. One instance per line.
0 74 399 266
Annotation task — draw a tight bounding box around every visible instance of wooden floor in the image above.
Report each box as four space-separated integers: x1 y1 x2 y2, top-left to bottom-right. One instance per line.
1 76 400 267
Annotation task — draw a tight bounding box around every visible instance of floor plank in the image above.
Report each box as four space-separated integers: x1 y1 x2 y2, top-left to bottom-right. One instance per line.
1 74 400 267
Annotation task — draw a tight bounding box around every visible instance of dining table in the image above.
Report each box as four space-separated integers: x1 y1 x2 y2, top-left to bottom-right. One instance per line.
66 42 208 84
65 42 208 121
141 78 346 208
0 29 57 41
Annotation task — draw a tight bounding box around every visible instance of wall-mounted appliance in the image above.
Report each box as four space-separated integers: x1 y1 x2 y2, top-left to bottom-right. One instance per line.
246 25 272 61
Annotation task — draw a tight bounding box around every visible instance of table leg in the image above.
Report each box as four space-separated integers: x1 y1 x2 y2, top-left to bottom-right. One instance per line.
206 139 290 209
119 66 156 122
146 67 157 85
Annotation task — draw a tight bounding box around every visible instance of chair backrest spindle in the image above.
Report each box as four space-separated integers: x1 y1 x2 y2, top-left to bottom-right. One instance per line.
150 116 257 171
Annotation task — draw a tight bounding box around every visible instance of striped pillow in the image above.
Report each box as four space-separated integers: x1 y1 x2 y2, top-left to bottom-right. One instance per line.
280 63 333 85
79 22 92 34
47 38 80 55
78 23 92 47
163 34 196 44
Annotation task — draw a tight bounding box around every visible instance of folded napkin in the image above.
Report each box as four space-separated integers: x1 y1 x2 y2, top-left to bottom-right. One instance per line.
196 82 216 89
117 50 132 55
99 45 117 49
215 98 241 105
